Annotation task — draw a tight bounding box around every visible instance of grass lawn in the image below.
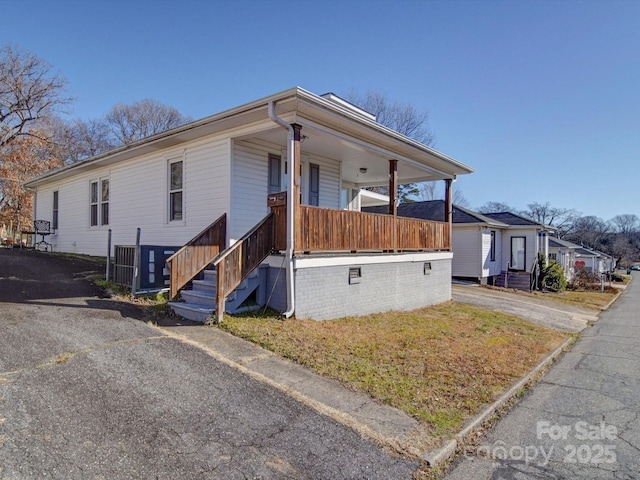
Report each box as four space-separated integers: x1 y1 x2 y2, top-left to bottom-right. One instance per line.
219 302 569 444
506 287 619 310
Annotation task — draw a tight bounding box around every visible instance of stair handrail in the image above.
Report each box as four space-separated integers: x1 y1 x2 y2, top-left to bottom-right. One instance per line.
529 256 540 291
166 213 227 298
212 212 275 323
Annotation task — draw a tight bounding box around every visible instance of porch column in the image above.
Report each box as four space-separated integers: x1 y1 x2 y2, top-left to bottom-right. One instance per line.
444 178 453 249
388 159 398 216
292 123 302 252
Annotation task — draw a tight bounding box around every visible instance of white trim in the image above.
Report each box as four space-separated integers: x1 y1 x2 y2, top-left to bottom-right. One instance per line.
293 251 453 269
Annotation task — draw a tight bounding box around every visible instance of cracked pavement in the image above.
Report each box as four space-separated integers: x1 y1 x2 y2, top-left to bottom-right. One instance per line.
0 249 417 479
444 274 640 479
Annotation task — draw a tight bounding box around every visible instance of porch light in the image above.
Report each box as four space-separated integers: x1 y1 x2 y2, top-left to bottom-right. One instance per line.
359 167 367 174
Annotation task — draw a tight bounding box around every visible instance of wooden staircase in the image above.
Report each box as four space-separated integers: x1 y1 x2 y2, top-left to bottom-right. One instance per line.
169 264 269 322
495 271 532 291
166 212 276 323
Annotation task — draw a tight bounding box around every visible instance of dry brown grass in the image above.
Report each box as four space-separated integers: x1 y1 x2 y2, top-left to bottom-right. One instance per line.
221 302 568 439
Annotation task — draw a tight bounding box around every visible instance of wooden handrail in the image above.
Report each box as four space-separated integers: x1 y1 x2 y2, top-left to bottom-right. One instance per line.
212 213 275 323
167 213 227 298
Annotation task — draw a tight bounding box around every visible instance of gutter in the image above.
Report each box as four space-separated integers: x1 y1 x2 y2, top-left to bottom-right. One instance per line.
268 101 295 318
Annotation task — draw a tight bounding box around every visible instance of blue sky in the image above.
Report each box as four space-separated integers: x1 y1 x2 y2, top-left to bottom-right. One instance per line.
3 0 639 221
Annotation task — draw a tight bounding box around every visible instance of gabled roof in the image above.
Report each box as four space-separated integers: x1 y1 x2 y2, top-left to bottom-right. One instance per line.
363 200 509 227
483 212 554 230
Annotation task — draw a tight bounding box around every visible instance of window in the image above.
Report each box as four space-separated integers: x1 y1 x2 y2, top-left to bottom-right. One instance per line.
52 191 59 230
101 179 109 225
490 230 496 261
549 253 557 261
90 181 99 226
309 163 319 206
268 154 281 194
169 159 183 221
90 178 109 226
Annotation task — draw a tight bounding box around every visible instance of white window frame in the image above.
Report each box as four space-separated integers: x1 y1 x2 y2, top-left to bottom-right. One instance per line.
89 176 109 227
52 190 59 230
168 157 184 223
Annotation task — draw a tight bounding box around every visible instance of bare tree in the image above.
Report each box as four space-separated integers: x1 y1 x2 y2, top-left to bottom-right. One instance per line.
610 214 639 238
523 202 579 237
417 182 438 201
566 215 610 248
416 181 469 207
0 45 70 148
476 201 517 214
105 98 192 145
344 90 434 145
46 117 115 164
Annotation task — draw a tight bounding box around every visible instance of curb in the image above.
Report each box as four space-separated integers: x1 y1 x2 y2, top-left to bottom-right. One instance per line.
423 335 576 467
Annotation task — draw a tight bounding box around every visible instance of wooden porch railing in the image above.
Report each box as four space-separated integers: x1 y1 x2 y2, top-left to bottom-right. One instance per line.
166 213 227 298
211 213 275 322
270 205 450 253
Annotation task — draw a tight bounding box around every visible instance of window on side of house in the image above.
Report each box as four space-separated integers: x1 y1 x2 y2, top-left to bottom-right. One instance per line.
309 163 319 206
90 177 109 227
490 230 496 261
52 191 59 230
101 179 109 226
90 181 99 226
169 159 183 222
268 154 281 194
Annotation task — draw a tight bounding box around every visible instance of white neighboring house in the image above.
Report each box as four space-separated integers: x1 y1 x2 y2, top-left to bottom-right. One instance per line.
574 246 616 274
548 237 580 282
365 202 556 288
24 87 474 321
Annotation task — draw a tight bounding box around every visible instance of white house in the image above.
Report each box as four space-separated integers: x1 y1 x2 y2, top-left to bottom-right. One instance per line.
365 203 555 289
548 236 579 282
24 87 474 321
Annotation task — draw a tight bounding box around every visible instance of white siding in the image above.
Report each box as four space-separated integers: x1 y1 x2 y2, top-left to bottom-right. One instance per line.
501 228 539 272
303 153 341 209
481 229 502 277
34 136 231 257
452 227 481 278
231 141 343 240
231 140 274 240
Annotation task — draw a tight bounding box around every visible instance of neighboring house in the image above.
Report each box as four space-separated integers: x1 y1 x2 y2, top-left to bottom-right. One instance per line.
364 203 555 290
24 87 473 321
548 236 580 282
364 200 508 284
574 246 616 274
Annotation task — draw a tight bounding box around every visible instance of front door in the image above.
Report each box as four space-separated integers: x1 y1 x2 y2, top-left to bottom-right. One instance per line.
511 237 526 271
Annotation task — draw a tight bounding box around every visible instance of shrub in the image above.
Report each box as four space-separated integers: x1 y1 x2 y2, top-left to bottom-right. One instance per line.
569 267 601 290
541 260 568 292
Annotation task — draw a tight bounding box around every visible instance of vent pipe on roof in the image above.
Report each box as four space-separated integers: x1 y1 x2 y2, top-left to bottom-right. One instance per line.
268 101 295 318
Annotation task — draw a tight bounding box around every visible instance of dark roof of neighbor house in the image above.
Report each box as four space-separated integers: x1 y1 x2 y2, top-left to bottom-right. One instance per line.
549 237 580 249
363 200 508 227
575 247 599 256
482 212 553 229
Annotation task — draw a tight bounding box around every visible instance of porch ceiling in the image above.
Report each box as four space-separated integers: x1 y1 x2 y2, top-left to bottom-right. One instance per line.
250 125 449 188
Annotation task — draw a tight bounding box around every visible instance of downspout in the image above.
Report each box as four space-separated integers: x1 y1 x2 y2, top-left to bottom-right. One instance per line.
268 101 295 318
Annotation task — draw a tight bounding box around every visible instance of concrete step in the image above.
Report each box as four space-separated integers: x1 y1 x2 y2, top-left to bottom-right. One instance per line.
167 301 213 323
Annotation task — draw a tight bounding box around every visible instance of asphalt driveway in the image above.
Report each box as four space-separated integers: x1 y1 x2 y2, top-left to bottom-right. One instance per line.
0 249 417 479
452 284 599 332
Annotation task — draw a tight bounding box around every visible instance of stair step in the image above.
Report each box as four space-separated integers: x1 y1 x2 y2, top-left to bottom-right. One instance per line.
181 289 216 308
192 279 216 292
167 302 214 323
